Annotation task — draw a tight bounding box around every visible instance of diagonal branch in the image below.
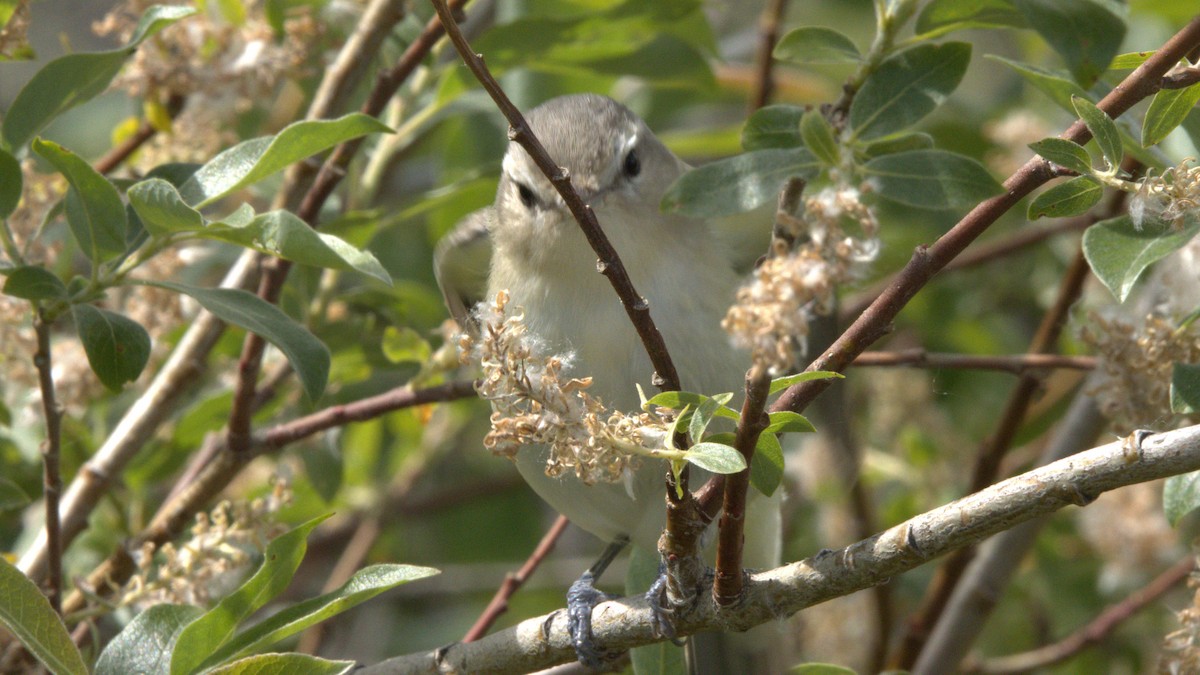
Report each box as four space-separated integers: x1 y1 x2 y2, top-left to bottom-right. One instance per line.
361 423 1200 674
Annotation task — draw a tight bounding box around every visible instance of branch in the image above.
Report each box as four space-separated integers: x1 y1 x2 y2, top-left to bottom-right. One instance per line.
749 0 789 112
464 515 571 642
60 381 477 617
93 93 185 176
966 556 1194 674
851 350 1096 374
32 311 62 614
362 422 1200 674
696 13 1200 518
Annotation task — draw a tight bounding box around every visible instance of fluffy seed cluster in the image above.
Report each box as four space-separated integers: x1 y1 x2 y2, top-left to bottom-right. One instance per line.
1131 158 1200 229
1160 576 1200 675
723 186 880 373
462 291 669 485
119 478 291 609
1080 311 1200 434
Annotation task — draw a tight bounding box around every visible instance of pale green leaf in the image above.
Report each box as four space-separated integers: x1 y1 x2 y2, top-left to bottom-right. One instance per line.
663 148 819 217
766 410 816 434
914 0 1026 39
142 281 330 400
751 432 784 497
773 26 861 64
685 442 747 474
769 370 843 395
1027 176 1103 219
742 105 804 150
863 149 1003 210
1165 471 1200 527
643 391 739 420
1072 95 1123 170
1171 362 1200 414
800 109 840 166
1013 0 1125 86
205 654 354 675
95 604 202 675
849 42 971 141
1142 84 1200 148
128 178 205 234
1082 214 1200 302
1028 137 1093 175
31 139 127 262
3 266 67 301
0 557 87 675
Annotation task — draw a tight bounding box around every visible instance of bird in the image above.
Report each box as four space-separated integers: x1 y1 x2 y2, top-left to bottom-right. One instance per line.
435 93 782 672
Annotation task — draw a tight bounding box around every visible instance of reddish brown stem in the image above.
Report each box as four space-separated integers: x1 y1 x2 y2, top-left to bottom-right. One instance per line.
852 351 1095 373
749 0 789 112
32 312 62 614
464 515 571 642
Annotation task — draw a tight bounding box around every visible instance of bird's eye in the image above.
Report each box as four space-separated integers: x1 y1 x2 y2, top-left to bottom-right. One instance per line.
623 149 641 178
516 182 536 209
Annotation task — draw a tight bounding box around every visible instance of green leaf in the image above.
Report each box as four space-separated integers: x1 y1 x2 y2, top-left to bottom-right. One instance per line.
789 664 859 675
769 370 843 395
31 139 127 262
773 26 860 64
1082 214 1200 302
3 266 67 300
1142 84 1200 148
1013 0 1125 87
73 304 152 391
751 432 784 497
1027 137 1094 175
644 391 739 421
1071 95 1123 170
1171 362 1200 414
1027 176 1104 219
914 0 1026 39
988 56 1089 112
170 514 331 675
863 149 1003 210
197 564 439 669
142 281 330 400
663 148 819 217
127 178 205 234
685 442 747 474
1165 470 1200 527
1109 51 1154 70
689 395 724 443
205 654 354 675
800 109 840 166
849 42 971 142
860 132 934 159
1 5 195 150
742 105 804 151
0 557 87 675
0 148 20 218
178 114 392 208
204 210 392 284
95 604 202 675
766 410 816 434
0 477 30 511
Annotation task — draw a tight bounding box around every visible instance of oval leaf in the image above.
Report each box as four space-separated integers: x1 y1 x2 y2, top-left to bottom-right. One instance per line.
170 515 331 675
800 109 840 166
205 654 354 675
751 432 783 497
1082 214 1200 302
849 42 971 141
643 391 739 420
1142 84 1200 148
663 148 819 217
127 178 205 234
73 304 152 391
32 138 128 262
773 26 861 64
742 105 804 150
769 370 843 395
1027 175 1103 219
3 266 68 301
863 149 1003 210
1013 0 1124 87
1171 362 1200 414
0 557 87 675
142 281 330 400
1071 95 1122 170
1165 470 1200 527
179 114 393 208
766 410 816 434
0 477 31 512
95 604 203 675
0 148 20 218
204 210 391 284
1028 137 1094 175
915 0 1027 39
196 564 439 669
685 442 747 474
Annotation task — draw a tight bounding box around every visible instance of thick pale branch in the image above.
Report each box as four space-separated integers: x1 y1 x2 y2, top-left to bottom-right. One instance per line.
363 423 1200 675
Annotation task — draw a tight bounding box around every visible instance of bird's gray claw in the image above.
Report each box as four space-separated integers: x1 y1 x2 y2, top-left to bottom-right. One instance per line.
567 571 622 668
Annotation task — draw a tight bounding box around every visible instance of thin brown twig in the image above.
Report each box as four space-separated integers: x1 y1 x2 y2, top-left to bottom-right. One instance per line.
965 557 1195 674
749 0 789 112
698 14 1200 521
62 380 478 620
464 515 572 642
32 311 62 614
892 184 1129 668
851 350 1096 373
93 93 185 175
713 365 771 605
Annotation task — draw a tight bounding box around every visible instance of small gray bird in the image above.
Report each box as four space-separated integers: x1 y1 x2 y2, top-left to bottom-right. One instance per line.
435 94 782 671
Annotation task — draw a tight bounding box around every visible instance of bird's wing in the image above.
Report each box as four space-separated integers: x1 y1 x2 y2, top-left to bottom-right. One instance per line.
710 201 775 274
433 207 494 331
